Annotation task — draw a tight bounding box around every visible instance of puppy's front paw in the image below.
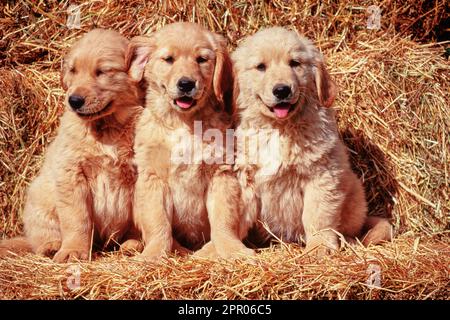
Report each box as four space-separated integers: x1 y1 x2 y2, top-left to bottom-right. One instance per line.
120 239 144 255
194 242 217 259
305 244 335 258
219 246 255 260
305 234 339 259
136 246 169 263
36 240 62 257
197 241 255 260
53 248 89 263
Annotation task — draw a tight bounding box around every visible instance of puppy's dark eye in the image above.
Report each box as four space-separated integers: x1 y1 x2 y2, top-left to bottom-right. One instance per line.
95 69 104 77
289 60 301 68
163 56 174 64
69 66 76 73
256 63 266 72
196 56 207 64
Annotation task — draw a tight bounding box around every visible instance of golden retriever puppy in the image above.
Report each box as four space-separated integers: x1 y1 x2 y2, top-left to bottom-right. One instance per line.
128 22 253 261
231 27 392 256
0 29 144 262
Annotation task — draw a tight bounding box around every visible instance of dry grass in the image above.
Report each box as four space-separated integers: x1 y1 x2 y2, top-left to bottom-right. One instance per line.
0 1 449 299
1 236 448 300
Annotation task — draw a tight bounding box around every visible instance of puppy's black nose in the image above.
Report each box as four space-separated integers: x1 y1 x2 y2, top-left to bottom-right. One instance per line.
272 84 291 100
68 95 85 110
177 77 196 93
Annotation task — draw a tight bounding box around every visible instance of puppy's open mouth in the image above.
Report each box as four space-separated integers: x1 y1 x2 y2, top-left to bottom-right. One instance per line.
269 103 295 119
77 100 113 118
174 97 197 110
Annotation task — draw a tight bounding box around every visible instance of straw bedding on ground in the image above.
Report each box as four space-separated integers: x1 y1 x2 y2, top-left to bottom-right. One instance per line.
0 1 448 299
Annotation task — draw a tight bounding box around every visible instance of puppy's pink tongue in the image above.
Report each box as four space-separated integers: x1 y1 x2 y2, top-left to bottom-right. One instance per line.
273 103 291 118
175 98 193 109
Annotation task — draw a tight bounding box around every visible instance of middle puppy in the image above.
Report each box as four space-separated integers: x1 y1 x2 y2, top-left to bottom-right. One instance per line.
130 22 253 260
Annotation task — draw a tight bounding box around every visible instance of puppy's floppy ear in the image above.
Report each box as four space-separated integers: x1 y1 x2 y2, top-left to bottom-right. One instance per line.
59 52 70 91
313 57 337 108
212 34 234 115
126 36 154 82
60 57 68 91
231 65 240 116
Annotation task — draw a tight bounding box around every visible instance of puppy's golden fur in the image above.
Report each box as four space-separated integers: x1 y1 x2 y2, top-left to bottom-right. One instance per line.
130 22 253 260
0 29 143 262
231 27 392 256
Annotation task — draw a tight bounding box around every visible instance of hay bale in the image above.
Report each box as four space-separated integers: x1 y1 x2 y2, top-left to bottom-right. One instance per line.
0 237 448 299
0 67 62 237
331 35 449 234
0 1 448 299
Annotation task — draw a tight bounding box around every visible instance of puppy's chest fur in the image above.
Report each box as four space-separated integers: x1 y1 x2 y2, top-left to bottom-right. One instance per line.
240 123 336 242
168 125 225 246
139 106 231 247
169 162 210 247
254 137 310 242
81 128 137 242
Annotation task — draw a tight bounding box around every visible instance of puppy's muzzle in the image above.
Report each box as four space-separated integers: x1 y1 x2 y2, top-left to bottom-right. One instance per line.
174 77 198 110
68 94 85 110
269 83 296 119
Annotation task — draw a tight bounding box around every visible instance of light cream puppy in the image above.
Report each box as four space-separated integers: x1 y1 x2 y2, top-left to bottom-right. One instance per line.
0 29 144 262
231 27 392 256
129 22 253 261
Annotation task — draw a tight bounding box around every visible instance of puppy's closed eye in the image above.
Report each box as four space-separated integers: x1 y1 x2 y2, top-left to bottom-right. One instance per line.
95 67 118 77
96 69 105 77
196 56 208 64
